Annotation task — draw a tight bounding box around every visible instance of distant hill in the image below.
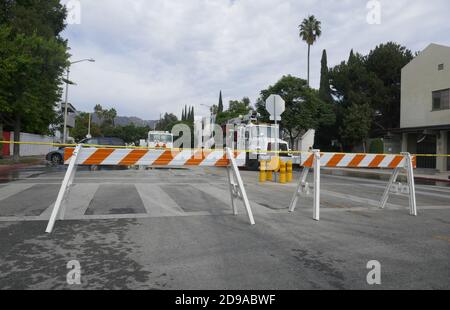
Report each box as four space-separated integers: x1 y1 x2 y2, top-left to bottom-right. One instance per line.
91 114 158 128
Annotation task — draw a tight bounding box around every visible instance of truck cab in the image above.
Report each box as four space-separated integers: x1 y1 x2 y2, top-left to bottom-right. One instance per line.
239 123 290 170
227 112 290 170
147 131 174 149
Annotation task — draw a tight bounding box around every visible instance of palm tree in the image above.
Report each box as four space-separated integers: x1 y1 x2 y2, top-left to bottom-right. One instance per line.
299 15 322 87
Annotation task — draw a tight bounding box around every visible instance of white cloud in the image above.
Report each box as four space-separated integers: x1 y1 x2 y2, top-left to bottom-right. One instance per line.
62 0 450 120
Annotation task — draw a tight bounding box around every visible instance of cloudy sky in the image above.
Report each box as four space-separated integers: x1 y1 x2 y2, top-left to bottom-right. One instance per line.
61 0 450 120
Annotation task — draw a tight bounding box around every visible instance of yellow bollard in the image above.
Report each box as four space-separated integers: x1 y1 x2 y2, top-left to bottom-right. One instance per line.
266 167 273 182
279 160 287 184
287 160 293 183
259 160 267 183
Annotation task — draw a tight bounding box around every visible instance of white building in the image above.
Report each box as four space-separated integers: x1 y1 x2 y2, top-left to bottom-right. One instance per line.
396 43 450 172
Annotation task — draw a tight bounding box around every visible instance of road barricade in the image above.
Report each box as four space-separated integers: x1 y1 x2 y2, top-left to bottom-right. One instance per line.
289 151 418 221
45 146 255 233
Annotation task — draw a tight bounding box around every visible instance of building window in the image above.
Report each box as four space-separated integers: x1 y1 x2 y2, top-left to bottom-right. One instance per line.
432 89 450 111
438 63 444 71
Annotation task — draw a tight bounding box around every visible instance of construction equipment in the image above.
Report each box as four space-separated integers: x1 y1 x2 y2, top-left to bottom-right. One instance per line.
227 112 290 170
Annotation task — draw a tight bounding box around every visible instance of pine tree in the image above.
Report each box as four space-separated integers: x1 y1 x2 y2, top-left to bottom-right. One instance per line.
348 49 355 63
218 91 224 113
319 49 332 103
188 106 193 122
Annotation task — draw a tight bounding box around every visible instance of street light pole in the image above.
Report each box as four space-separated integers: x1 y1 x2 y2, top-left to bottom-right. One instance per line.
62 68 70 144
62 58 95 144
87 113 92 139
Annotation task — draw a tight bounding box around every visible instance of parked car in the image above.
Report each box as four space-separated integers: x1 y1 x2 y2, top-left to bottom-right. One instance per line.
46 137 126 165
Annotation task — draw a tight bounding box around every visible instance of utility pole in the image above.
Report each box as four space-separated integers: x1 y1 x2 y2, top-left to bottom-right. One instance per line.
62 58 95 144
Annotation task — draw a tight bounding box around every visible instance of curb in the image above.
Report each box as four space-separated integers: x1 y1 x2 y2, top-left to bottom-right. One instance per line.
414 176 450 184
320 168 450 184
0 162 41 174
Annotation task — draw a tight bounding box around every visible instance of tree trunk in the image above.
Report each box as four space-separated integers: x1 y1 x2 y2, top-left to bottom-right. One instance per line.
0 123 3 159
13 116 21 162
307 44 311 87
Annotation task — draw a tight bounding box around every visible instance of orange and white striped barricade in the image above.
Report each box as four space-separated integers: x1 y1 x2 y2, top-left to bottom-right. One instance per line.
45 146 255 233
289 151 417 221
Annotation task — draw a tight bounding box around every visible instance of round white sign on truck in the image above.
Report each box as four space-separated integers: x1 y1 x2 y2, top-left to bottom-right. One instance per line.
265 94 285 121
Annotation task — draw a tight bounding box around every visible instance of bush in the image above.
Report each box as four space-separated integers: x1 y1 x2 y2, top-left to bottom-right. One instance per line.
369 139 384 154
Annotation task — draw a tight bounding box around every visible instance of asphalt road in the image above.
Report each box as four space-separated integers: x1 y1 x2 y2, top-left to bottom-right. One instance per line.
0 165 449 289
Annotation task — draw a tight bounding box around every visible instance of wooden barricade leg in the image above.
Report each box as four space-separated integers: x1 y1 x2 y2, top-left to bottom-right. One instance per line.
226 166 238 216
312 150 321 221
46 145 81 233
289 167 310 212
404 153 418 216
379 153 417 216
226 148 255 225
379 168 401 209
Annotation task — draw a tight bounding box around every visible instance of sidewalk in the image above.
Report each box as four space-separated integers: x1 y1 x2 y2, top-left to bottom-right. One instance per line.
321 167 450 183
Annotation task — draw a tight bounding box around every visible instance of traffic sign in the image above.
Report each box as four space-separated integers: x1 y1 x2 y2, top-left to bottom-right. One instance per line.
265 94 285 121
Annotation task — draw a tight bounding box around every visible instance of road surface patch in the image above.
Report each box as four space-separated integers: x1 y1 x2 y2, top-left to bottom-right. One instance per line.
0 184 60 216
160 184 230 214
85 184 146 215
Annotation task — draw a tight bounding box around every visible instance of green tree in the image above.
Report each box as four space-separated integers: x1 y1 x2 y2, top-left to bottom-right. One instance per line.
189 106 195 122
71 112 101 142
256 75 334 147
93 104 117 131
0 0 69 160
105 124 150 144
0 124 3 159
156 113 179 131
340 103 373 151
181 105 186 121
365 42 413 129
319 49 332 103
329 43 412 150
316 49 337 150
215 97 253 125
218 90 224 113
299 15 322 87
330 51 382 150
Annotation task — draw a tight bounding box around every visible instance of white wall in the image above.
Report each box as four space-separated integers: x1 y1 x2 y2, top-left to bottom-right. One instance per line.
401 44 450 128
9 133 57 156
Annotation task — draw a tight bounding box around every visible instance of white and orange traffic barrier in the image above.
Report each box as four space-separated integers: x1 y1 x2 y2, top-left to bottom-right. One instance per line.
300 153 416 169
289 151 418 221
45 146 254 233
63 147 246 167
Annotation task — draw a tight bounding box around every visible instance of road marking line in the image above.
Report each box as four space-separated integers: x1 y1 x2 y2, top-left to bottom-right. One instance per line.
135 184 185 216
0 184 36 201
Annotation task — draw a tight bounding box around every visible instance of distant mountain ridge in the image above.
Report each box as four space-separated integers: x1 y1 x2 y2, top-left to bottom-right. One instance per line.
91 114 158 128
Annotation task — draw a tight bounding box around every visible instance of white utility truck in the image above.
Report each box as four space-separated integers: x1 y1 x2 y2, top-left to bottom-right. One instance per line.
145 131 174 149
227 112 291 170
